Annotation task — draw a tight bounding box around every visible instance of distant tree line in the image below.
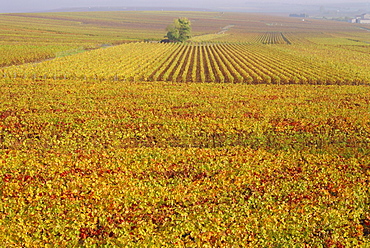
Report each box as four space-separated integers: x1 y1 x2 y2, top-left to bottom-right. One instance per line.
289 13 309 18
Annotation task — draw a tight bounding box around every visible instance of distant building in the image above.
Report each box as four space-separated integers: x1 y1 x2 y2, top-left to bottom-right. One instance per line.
350 13 370 24
358 13 370 19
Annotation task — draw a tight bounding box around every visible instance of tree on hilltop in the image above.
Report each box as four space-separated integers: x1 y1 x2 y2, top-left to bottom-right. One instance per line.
165 18 191 42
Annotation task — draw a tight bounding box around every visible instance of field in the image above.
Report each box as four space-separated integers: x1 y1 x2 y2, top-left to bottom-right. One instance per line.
0 11 369 247
1 12 370 84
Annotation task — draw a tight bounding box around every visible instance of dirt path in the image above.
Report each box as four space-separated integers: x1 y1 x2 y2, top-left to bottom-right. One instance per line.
217 25 235 34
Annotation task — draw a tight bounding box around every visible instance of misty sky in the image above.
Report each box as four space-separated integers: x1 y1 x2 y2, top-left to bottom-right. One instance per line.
1 0 366 13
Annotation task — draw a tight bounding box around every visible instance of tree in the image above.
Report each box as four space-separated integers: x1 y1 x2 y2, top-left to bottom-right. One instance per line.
166 18 191 42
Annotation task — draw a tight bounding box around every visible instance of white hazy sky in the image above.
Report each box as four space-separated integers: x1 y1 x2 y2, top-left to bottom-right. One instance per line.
1 0 366 13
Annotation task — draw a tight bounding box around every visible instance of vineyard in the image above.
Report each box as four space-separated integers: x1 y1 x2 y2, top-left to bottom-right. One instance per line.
0 10 369 247
0 45 86 68
2 42 370 84
1 80 369 246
